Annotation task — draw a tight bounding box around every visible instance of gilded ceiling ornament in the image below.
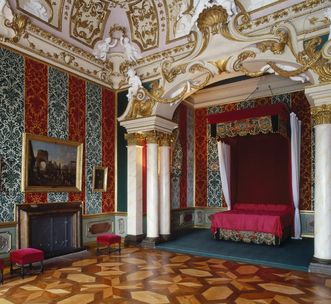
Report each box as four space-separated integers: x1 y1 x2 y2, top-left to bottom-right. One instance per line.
261 63 309 83
93 37 118 62
21 0 50 22
256 29 289 55
125 82 188 120
5 13 29 42
70 0 109 48
233 50 264 77
311 104 331 125
161 58 189 83
188 63 213 90
120 35 142 62
127 0 159 51
210 57 230 74
324 7 331 40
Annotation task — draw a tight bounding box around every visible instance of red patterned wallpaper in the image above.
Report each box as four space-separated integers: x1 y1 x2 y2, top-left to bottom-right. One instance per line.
179 104 187 208
195 108 208 207
24 58 48 203
101 88 116 212
68 75 86 206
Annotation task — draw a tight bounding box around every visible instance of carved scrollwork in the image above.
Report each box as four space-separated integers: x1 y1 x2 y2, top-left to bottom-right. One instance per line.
161 58 189 83
256 28 289 55
311 104 331 125
233 50 264 77
4 14 29 42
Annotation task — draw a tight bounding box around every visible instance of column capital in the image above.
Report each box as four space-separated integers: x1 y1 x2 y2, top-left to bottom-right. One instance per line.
311 104 331 126
144 131 159 144
125 133 145 146
159 133 172 147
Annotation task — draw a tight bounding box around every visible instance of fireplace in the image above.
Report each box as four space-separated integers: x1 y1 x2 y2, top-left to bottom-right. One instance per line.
16 202 83 258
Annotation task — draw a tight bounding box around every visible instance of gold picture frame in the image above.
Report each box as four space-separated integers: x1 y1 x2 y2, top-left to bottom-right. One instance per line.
21 133 83 192
92 166 108 192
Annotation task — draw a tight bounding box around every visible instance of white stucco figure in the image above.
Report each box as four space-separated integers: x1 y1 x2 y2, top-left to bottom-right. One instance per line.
261 64 309 83
22 0 49 22
93 37 117 61
324 7 331 40
127 68 142 101
213 0 237 17
120 36 141 62
175 2 193 37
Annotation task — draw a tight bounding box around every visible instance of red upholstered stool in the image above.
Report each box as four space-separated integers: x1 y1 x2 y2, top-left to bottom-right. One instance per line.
0 259 4 284
10 248 44 279
96 234 121 255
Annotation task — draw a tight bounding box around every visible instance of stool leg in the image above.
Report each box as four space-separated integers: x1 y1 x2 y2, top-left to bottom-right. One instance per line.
118 241 121 253
10 262 13 275
21 265 24 279
40 261 44 273
29 263 32 270
0 269 3 284
108 244 110 255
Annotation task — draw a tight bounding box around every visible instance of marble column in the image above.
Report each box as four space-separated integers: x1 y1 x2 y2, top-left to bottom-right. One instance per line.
305 84 331 275
142 131 160 247
312 105 331 262
124 133 144 245
159 134 172 241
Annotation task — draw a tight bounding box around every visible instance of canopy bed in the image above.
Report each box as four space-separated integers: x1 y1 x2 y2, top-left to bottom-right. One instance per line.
208 103 301 245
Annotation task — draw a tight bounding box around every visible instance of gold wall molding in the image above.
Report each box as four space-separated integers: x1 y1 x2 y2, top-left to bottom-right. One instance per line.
311 104 331 125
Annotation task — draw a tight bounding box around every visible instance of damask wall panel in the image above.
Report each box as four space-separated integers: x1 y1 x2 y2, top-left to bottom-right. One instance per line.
179 105 187 208
171 110 181 209
86 83 102 214
195 108 208 207
127 0 159 50
70 0 110 48
206 106 223 207
0 49 24 222
186 106 194 207
290 91 312 210
48 67 69 203
68 75 86 205
24 58 48 204
102 89 116 213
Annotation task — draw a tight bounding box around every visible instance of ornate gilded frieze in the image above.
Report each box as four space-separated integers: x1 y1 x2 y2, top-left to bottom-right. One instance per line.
127 0 159 51
311 104 331 125
16 0 64 30
70 0 110 48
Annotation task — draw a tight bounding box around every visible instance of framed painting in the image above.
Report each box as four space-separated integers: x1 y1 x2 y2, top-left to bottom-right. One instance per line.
21 133 83 192
92 166 108 192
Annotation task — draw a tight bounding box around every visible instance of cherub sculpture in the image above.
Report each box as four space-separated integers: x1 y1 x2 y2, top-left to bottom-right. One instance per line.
127 68 142 101
120 35 141 62
22 0 49 21
93 37 118 61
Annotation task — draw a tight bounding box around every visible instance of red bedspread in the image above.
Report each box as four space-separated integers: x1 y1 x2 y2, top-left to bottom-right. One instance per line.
211 204 293 239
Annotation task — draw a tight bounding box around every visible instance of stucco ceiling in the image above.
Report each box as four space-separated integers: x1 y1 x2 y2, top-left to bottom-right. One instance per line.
8 0 304 60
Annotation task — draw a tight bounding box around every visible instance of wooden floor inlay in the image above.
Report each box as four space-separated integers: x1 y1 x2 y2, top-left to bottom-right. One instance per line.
0 247 330 303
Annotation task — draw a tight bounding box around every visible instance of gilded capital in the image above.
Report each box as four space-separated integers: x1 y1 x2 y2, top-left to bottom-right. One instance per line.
311 104 331 126
159 133 172 146
125 133 145 146
144 131 159 144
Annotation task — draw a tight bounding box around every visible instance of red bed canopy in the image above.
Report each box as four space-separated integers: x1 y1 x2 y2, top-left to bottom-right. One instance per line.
207 103 292 207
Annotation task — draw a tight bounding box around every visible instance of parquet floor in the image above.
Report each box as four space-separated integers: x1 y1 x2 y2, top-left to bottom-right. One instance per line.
0 247 330 303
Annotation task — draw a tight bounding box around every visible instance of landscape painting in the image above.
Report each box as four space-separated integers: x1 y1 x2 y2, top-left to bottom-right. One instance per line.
22 133 83 192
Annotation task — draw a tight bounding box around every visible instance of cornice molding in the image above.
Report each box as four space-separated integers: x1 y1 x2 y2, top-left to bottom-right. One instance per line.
305 82 331 107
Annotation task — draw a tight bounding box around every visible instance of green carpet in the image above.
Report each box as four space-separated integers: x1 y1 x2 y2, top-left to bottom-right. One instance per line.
156 229 314 272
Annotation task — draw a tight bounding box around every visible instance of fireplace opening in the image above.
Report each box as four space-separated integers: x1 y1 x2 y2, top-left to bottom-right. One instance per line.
16 202 83 258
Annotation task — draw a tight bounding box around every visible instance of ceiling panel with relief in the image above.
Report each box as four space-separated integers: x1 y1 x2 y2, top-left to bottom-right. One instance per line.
9 0 297 59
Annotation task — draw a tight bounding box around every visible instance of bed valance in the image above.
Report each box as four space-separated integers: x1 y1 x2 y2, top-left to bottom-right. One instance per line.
208 104 289 139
